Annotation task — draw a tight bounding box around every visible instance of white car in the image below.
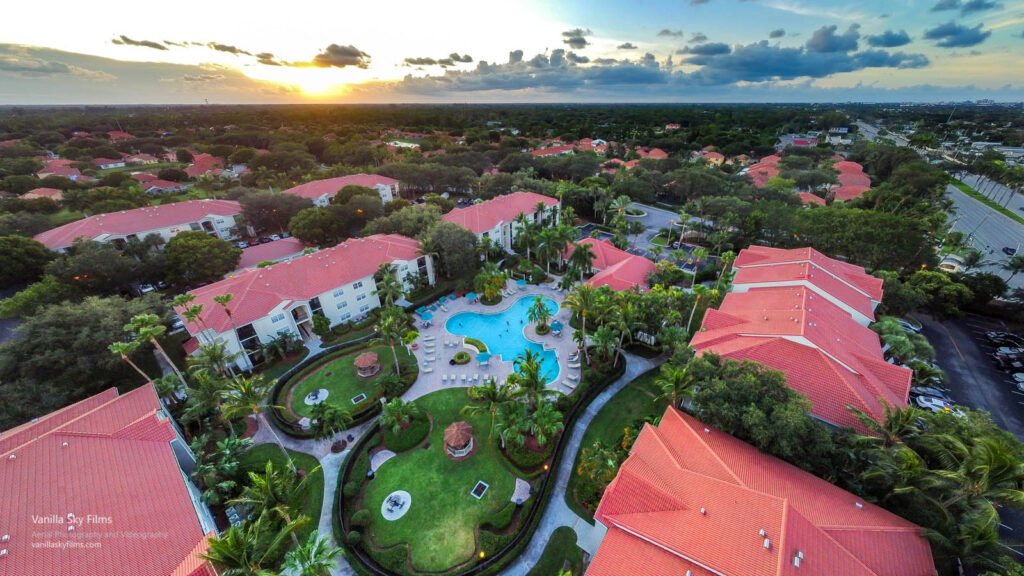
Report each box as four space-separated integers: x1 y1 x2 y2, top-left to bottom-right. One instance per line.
270 234 282 241
1013 373 1024 384
914 396 964 417
998 347 1024 356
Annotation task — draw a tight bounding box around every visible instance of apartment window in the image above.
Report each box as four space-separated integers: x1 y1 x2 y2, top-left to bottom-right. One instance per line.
310 296 324 317
339 313 352 322
336 301 348 309
332 288 344 298
270 313 285 324
360 305 370 312
356 294 367 302
352 281 364 290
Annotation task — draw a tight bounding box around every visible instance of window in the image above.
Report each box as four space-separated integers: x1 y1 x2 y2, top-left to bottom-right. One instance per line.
336 301 348 309
360 305 370 312
356 294 367 302
271 313 285 324
352 281 364 290
332 288 344 298
339 313 352 322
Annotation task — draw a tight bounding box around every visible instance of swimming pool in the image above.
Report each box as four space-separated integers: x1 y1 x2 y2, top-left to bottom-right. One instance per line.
445 296 560 383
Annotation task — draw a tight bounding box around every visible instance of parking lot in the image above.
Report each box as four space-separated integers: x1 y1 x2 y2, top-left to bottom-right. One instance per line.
921 313 1024 557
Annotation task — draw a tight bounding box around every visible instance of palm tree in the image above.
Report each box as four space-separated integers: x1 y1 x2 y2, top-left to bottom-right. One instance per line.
676 211 690 244
688 248 708 289
181 371 225 435
283 530 342 576
850 401 923 449
108 341 154 383
375 263 405 307
189 340 239 378
475 261 508 302
930 436 1024 511
537 228 559 274
715 250 737 290
654 362 696 407
375 307 407 376
590 324 619 366
375 371 404 400
380 398 420 435
125 313 187 389
577 441 623 488
527 296 552 330
509 350 552 412
1003 254 1024 283
608 298 640 368
528 401 564 447
565 284 600 364
609 195 633 219
219 375 291 465
495 402 531 449
230 460 320 547
513 213 539 260
309 402 352 442
462 377 516 438
567 241 596 283
201 513 305 576
191 433 252 506
686 284 709 336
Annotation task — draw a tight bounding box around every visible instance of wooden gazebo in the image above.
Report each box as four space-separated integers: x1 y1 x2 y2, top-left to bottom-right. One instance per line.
444 421 475 460
354 352 381 378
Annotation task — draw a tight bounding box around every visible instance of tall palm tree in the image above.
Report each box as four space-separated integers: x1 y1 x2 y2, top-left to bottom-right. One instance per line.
230 460 320 547
509 350 552 412
462 377 516 438
189 340 239 378
181 371 225 435
676 211 690 244
283 530 342 576
201 513 305 576
654 362 696 407
688 248 708 289
375 263 405 307
608 298 640 368
219 375 291 465
513 213 539 260
380 398 421 435
1003 255 1024 283
567 241 596 283
930 436 1024 511
528 401 564 447
309 402 352 442
125 313 187 389
609 195 633 219
590 324 619 366
108 341 153 383
715 250 737 290
173 293 214 345
686 285 709 336
375 306 407 376
527 296 552 330
565 284 600 364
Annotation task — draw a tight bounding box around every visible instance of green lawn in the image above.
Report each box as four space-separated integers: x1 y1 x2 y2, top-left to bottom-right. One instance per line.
362 388 518 572
238 445 324 543
525 526 584 576
650 234 668 246
48 208 84 227
289 346 412 419
565 367 667 522
261 350 311 383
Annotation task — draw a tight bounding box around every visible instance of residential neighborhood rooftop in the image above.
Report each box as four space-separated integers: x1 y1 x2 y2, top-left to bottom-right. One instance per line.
282 173 399 201
441 191 558 235
567 238 655 291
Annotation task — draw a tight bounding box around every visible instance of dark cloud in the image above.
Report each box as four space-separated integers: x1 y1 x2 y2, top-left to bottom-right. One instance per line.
677 42 732 56
183 74 225 82
593 57 620 65
0 47 113 80
310 44 371 68
112 36 168 51
405 57 438 66
256 52 281 66
164 40 186 47
690 33 708 43
509 50 524 63
806 24 861 53
769 29 786 39
866 29 912 48
404 54 471 67
562 28 592 49
617 42 637 50
931 0 960 11
961 0 1001 13
449 53 473 63
207 43 251 56
657 29 684 37
566 52 590 64
924 21 991 47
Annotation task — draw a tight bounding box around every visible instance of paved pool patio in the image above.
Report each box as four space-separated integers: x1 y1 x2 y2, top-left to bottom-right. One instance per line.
409 278 581 396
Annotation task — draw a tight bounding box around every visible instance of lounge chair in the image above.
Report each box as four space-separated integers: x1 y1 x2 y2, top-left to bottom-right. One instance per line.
423 335 435 341
568 363 581 369
440 305 449 312
564 380 576 390
567 373 579 382
425 356 436 361
423 367 434 374
441 374 448 382
461 374 467 382
474 373 480 381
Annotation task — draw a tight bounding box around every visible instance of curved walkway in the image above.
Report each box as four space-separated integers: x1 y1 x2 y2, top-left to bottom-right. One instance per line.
252 346 661 576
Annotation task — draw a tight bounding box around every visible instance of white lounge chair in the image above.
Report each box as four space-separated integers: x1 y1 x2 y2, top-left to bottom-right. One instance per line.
564 380 576 390
440 305 449 312
474 373 480 381
441 374 448 382
422 335 435 341
567 363 581 369
425 356 436 361
423 367 434 373
567 373 579 381
461 374 467 382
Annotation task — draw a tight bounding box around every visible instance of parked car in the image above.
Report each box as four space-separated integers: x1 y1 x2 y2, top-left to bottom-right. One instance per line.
987 331 1024 347
993 354 1024 372
897 317 922 333
169 317 185 333
1012 373 1024 385
998 346 1024 356
1003 246 1017 256
247 240 260 247
909 386 951 402
281 232 291 238
914 396 964 417
236 241 249 249
270 234 282 241
138 283 156 295
258 237 272 244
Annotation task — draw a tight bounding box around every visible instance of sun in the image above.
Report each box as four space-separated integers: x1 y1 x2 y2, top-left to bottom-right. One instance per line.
240 65 358 96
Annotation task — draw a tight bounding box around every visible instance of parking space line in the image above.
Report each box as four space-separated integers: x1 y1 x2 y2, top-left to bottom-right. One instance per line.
999 543 1024 557
1002 523 1015 531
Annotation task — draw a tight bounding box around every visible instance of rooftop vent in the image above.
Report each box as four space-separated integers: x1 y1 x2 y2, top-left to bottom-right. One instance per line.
759 529 766 537
1 534 8 542
67 526 74 532
703 428 710 433
7 454 13 461
794 556 801 568
763 538 771 550
0 549 6 557
855 501 864 509
700 507 706 515
61 442 68 448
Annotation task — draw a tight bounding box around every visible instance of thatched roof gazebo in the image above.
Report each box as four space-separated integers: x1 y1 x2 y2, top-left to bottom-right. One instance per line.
354 351 381 378
444 421 475 460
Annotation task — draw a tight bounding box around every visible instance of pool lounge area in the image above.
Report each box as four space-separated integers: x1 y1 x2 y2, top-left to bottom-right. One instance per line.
408 281 580 396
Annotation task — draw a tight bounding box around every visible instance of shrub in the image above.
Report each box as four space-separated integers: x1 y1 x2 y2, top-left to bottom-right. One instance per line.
535 324 550 336
343 480 362 499
478 529 516 557
453 351 471 365
464 337 488 352
383 415 431 452
351 509 371 528
480 501 517 532
504 441 554 471
347 530 362 547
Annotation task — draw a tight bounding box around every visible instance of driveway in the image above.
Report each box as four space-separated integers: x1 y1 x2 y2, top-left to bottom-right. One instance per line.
920 313 1024 558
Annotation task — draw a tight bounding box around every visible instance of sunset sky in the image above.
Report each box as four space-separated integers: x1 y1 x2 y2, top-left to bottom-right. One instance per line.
2 0 1022 104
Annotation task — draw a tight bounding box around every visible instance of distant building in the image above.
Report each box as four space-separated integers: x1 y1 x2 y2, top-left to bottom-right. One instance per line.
21 187 64 203
664 123 681 130
282 174 400 207
565 238 655 291
442 191 559 253
106 130 134 140
184 153 222 178
34 199 242 252
531 144 575 157
703 151 725 167
778 133 819 149
0 385 218 576
92 157 126 170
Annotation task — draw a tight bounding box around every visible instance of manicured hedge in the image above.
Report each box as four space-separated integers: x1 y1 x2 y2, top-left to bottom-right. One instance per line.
453 351 471 365
504 442 554 471
464 337 487 352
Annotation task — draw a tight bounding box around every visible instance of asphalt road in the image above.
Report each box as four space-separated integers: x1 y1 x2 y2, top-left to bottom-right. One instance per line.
921 313 1024 558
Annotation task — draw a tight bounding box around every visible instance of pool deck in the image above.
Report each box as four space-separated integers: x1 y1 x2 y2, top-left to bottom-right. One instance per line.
410 280 581 396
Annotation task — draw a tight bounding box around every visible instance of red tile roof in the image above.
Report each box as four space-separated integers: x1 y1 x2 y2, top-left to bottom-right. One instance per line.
235 237 307 270
22 187 64 201
530 144 575 157
132 173 159 183
184 153 222 178
92 157 123 167
282 174 399 201
734 246 883 302
107 130 134 140
591 407 936 576
33 199 241 250
834 185 872 202
180 234 421 333
747 162 780 187
637 147 668 159
732 261 876 321
566 238 655 291
142 179 188 191
798 192 826 206
704 152 725 161
838 172 871 188
690 287 910 432
442 191 557 235
760 154 782 164
833 160 864 173
0 386 215 576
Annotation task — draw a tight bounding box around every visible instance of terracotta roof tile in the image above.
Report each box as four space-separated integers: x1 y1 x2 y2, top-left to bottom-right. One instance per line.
282 174 399 201
442 192 557 235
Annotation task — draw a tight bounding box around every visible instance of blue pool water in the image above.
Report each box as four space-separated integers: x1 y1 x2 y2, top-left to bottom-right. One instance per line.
446 296 560 383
